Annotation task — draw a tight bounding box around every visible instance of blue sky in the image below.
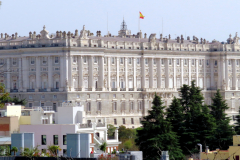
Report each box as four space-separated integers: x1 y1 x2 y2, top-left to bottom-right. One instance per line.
0 0 239 42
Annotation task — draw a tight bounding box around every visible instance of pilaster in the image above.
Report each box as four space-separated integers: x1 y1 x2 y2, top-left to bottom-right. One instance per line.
108 57 111 91
165 58 169 88
116 57 120 91
196 59 199 87
188 59 191 85
125 58 128 91
35 56 40 92
133 58 137 91
6 58 10 92
18 57 22 91
157 58 161 88
173 59 176 89
47 56 52 91
149 58 153 88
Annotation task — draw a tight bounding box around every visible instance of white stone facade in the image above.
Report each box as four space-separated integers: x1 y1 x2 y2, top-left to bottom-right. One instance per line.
1 23 240 127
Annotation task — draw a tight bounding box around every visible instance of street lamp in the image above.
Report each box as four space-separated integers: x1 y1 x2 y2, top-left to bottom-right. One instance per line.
197 143 202 160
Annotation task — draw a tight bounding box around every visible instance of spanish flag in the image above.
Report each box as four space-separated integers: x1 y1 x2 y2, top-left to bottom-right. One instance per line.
139 12 144 19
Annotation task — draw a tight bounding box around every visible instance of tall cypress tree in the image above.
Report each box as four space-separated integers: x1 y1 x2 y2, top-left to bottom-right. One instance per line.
235 109 240 135
166 97 184 134
210 89 233 150
135 93 183 160
179 81 216 155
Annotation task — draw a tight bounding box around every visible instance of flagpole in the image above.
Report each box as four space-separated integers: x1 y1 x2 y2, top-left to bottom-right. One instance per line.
138 12 140 42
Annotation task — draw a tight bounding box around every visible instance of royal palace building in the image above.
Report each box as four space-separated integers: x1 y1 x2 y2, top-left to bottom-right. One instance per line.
0 21 240 127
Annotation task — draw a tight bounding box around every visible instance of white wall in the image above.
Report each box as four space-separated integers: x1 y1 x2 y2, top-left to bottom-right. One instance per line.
57 106 84 124
20 124 77 156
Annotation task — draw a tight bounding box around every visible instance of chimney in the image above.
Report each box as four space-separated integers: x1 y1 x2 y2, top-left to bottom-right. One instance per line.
187 36 190 40
99 31 101 37
15 33 18 39
56 31 59 38
181 35 184 43
196 38 199 44
177 36 180 43
12 34 15 39
203 39 206 44
169 34 171 40
29 32 32 38
33 31 36 39
63 31 67 38
75 29 78 37
144 33 147 39
4 33 7 40
206 146 209 153
59 31 62 38
0 33 3 38
160 34 163 41
201 38 203 44
96 31 99 37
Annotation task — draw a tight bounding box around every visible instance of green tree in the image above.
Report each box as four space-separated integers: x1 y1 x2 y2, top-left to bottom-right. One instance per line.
107 124 116 139
100 142 107 153
11 146 18 156
135 93 183 160
179 81 216 154
118 125 137 141
0 84 10 108
235 109 240 135
210 89 233 150
166 97 184 134
124 140 133 150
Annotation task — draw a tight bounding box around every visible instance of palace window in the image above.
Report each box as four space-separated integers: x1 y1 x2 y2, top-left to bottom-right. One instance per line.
83 56 87 63
131 118 134 124
145 59 148 65
73 56 77 63
122 118 126 124
176 59 179 65
42 57 47 64
111 58 115 64
0 59 4 65
30 57 35 65
153 59 156 64
228 60 231 65
215 60 217 66
169 59 172 65
161 59 164 65
55 57 59 64
137 58 140 64
184 59 187 65
120 58 123 64
199 59 202 65
94 56 98 63
87 102 91 111
206 60 209 66
192 59 195 65
12 58 17 66
114 119 117 125
129 58 132 64
113 102 117 111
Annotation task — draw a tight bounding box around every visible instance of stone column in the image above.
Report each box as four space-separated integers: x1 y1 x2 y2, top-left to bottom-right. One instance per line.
18 57 22 91
60 56 65 91
68 55 73 91
22 57 28 92
188 59 191 85
218 59 222 89
133 58 137 91
47 56 52 91
6 58 10 92
125 58 128 91
141 57 146 89
165 58 169 88
210 59 214 89
99 56 104 91
88 56 94 91
108 57 111 91
149 58 153 88
225 58 229 90
35 56 40 91
173 59 176 89
204 59 206 90
196 59 199 87
78 56 84 91
233 59 237 90
65 53 69 91
181 59 183 87
157 58 161 88
117 57 120 91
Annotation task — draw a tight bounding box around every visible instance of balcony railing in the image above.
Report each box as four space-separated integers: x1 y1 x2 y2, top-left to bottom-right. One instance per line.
39 89 47 92
79 123 92 128
27 89 35 92
51 88 59 92
120 88 126 91
137 88 143 91
85 88 92 91
10 89 18 92
129 88 134 91
111 88 117 91
95 88 103 91
74 88 82 91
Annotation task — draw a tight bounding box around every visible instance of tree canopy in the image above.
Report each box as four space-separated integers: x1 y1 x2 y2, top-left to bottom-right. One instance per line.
135 93 184 160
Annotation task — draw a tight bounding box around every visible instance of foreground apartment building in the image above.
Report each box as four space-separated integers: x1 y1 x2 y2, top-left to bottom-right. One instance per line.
0 20 240 127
